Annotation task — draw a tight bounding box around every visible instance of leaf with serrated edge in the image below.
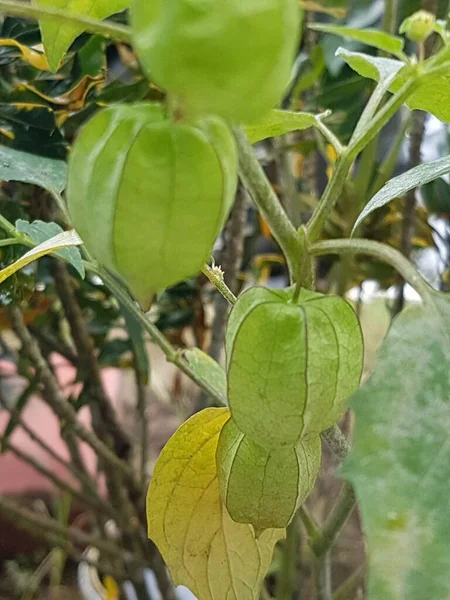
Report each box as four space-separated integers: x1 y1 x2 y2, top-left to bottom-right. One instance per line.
342 295 450 599
147 408 284 600
311 24 404 55
244 109 317 143
217 418 321 532
353 154 450 232
0 229 82 285
33 0 130 71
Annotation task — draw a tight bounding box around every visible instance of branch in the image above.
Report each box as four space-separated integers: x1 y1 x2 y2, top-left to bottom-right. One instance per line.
9 307 139 486
0 0 132 43
311 482 357 558
87 264 227 407
233 126 305 282
310 238 434 303
52 261 131 459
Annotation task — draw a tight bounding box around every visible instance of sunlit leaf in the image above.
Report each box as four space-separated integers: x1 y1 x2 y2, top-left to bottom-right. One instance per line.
343 294 450 599
147 408 284 600
33 0 130 72
244 109 318 143
353 154 450 231
217 417 321 532
337 48 450 123
0 228 82 285
311 24 405 55
0 144 67 194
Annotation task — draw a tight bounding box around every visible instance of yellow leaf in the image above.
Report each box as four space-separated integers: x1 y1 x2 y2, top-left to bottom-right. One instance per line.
147 408 285 600
0 230 82 285
0 39 50 71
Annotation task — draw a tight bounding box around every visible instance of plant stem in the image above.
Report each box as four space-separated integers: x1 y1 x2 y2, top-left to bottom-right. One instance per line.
310 238 434 303
314 554 332 600
382 0 399 35
0 214 33 246
233 126 305 282
202 263 237 305
276 519 299 600
88 264 227 406
312 482 356 558
0 0 132 43
333 564 365 600
315 118 345 156
298 505 320 540
0 237 21 247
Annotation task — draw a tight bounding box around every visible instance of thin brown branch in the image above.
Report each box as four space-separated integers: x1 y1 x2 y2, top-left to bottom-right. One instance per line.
0 495 138 573
52 261 131 459
9 307 137 485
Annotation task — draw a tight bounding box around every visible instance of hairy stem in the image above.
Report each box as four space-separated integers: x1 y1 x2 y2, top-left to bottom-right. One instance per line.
233 126 305 282
310 239 434 303
312 482 356 557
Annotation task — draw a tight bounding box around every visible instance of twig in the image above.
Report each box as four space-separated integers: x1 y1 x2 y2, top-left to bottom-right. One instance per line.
298 505 320 540
134 356 149 487
0 0 131 43
312 482 357 558
233 126 305 282
310 239 434 304
87 264 227 407
276 518 299 600
202 264 237 307
1 436 116 519
333 563 365 600
314 554 333 600
9 307 138 484
394 110 427 315
0 496 137 569
52 261 131 459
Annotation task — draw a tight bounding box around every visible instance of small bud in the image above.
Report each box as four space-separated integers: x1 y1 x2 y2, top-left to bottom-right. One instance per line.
400 10 436 43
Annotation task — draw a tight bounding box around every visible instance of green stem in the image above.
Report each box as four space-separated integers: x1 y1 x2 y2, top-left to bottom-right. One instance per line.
382 0 399 36
276 518 299 600
298 505 320 540
0 214 33 247
202 264 237 305
0 0 132 43
307 76 422 242
233 126 304 282
87 263 227 406
312 482 356 557
0 238 22 247
309 238 434 303
315 118 345 156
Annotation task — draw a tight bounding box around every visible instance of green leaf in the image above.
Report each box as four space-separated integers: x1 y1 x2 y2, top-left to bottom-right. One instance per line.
421 178 450 215
217 418 321 532
0 226 82 284
33 0 130 71
184 348 227 400
337 48 450 123
342 294 450 600
15 220 84 278
244 109 318 143
353 154 450 231
226 287 363 448
0 145 67 194
336 48 406 81
147 408 284 600
310 24 405 55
